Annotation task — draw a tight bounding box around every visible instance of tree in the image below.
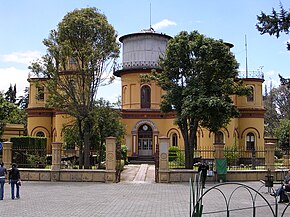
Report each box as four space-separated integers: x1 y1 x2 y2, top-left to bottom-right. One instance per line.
0 93 26 138
144 31 250 168
263 85 290 137
63 99 125 167
274 119 290 148
29 8 119 169
91 99 125 167
16 87 29 109
256 3 290 50
5 84 17 104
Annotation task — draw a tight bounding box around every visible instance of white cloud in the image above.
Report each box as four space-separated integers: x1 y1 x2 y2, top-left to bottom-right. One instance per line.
152 19 177 30
1 51 42 65
266 70 275 76
0 67 29 95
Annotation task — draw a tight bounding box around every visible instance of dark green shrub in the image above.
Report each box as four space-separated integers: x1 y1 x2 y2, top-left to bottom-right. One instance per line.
169 146 180 162
121 145 128 164
275 148 283 159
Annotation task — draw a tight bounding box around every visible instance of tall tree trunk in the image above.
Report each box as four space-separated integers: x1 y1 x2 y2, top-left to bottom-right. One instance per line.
180 118 198 169
83 118 92 169
180 118 192 169
84 132 91 169
98 139 103 169
188 119 199 168
78 119 84 169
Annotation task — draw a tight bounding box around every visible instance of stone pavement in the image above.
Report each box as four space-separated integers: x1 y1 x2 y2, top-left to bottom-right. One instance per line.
0 164 289 217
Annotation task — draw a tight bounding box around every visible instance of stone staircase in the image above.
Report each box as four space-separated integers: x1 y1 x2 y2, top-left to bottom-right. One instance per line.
128 156 155 165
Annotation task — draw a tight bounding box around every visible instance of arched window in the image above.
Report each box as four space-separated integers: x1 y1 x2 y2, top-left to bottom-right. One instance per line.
122 86 127 105
172 133 178 147
215 131 224 144
246 132 255 150
141 85 151 108
37 86 44 101
36 131 45 137
247 86 254 102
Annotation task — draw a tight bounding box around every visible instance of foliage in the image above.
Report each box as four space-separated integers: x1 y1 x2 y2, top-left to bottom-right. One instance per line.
62 98 125 166
168 146 180 162
273 119 290 148
256 3 290 42
26 153 47 168
5 84 17 104
16 87 29 109
121 145 128 162
10 136 47 150
256 4 290 87
28 7 119 169
91 98 125 167
63 125 81 149
143 31 250 168
275 147 283 159
11 136 47 168
224 145 240 167
263 85 290 137
0 93 26 138
168 146 185 167
92 99 124 144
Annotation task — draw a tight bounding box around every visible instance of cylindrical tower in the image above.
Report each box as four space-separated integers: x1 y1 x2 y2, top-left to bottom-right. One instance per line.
114 29 171 75
114 29 171 110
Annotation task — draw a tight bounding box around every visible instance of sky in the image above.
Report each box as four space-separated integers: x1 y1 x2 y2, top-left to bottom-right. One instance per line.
1 0 290 102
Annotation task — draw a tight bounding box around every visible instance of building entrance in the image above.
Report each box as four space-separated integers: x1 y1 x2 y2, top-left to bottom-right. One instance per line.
138 124 153 156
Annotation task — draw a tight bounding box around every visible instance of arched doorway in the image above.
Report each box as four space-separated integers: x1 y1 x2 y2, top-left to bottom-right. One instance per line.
138 124 153 156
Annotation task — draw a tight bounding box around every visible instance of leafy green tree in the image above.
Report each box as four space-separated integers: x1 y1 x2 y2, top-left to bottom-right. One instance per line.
263 85 290 137
29 8 119 169
0 93 26 138
274 119 290 148
91 99 125 167
257 4 290 92
17 87 29 109
224 145 240 168
256 3 290 50
63 99 125 167
144 31 250 168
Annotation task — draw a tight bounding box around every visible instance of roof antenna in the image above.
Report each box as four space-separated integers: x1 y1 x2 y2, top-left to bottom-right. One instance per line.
150 3 153 31
245 34 248 78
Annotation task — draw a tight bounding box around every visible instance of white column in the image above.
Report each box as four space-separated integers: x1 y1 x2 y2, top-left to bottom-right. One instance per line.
133 135 136 153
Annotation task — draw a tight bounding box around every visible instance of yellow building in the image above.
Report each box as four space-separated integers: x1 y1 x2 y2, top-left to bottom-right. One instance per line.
27 29 265 162
113 30 265 162
1 124 25 141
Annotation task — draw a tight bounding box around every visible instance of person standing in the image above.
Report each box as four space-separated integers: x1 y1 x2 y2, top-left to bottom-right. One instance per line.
0 162 7 200
8 163 21 200
198 160 209 188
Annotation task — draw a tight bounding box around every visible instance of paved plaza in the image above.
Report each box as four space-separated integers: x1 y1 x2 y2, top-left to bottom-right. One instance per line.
0 165 289 217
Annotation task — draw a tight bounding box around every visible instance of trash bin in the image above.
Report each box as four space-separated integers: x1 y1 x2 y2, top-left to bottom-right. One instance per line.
265 169 273 188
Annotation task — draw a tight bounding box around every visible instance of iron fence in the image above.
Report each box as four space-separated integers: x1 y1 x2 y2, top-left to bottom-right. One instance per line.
168 146 273 170
12 144 47 168
169 147 215 169
224 146 266 170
